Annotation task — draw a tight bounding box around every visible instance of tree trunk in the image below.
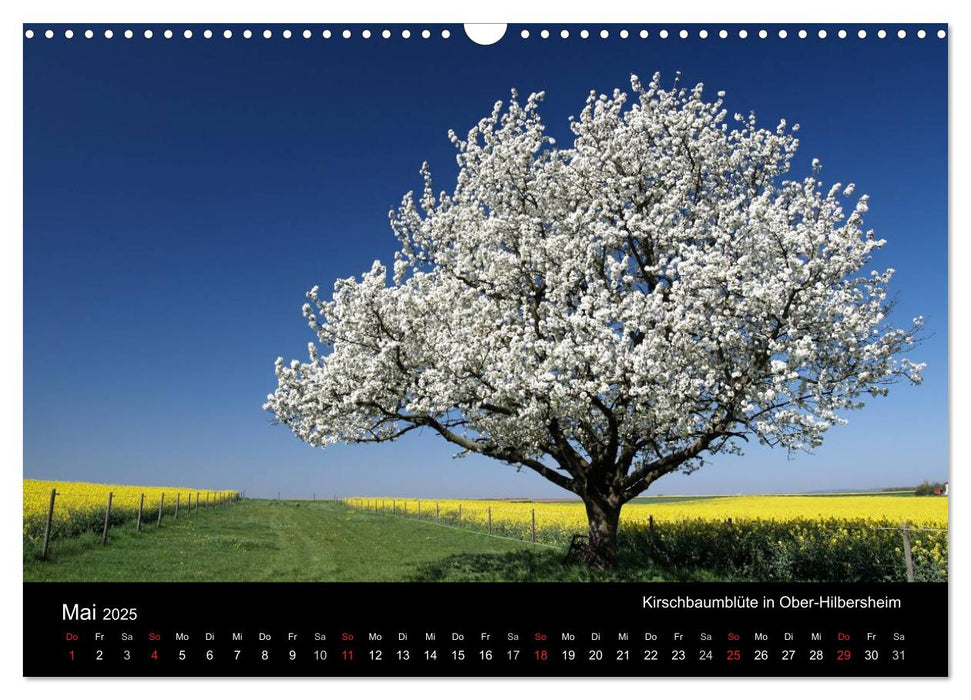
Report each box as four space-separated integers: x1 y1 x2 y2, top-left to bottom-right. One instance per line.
583 496 622 570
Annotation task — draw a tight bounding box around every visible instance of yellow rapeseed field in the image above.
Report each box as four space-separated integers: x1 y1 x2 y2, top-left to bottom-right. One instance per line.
345 493 948 581
345 494 948 532
23 479 238 540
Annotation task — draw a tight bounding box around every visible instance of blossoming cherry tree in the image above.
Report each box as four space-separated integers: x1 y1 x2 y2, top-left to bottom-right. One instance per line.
265 74 924 569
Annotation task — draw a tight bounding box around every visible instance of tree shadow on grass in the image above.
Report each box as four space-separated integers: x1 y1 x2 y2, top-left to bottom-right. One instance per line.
409 548 736 582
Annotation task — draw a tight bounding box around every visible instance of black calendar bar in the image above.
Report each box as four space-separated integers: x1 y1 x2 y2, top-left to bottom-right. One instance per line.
24 582 947 677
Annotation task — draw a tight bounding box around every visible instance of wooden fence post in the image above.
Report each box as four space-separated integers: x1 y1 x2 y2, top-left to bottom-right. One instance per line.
393 499 396 516
901 521 916 582
101 492 114 544
157 493 165 527
175 493 180 520
532 509 536 543
136 493 144 531
187 492 191 514
649 515 654 533
418 501 421 519
458 504 462 523
41 488 57 560
404 501 408 516
196 491 200 512
205 492 209 510
488 507 492 534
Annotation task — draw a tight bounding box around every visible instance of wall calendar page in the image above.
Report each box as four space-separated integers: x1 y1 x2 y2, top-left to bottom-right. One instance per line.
21 18 949 682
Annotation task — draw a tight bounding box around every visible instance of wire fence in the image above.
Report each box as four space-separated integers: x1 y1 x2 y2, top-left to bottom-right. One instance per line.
31 487 241 560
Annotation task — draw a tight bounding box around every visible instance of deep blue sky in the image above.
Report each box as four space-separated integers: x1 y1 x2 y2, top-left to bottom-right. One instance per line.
23 24 947 498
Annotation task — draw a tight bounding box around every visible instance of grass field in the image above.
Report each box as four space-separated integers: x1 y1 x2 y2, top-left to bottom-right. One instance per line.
23 500 551 582
24 492 948 583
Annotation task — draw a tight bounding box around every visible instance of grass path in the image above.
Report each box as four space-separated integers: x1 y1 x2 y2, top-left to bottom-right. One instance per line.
23 500 540 582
